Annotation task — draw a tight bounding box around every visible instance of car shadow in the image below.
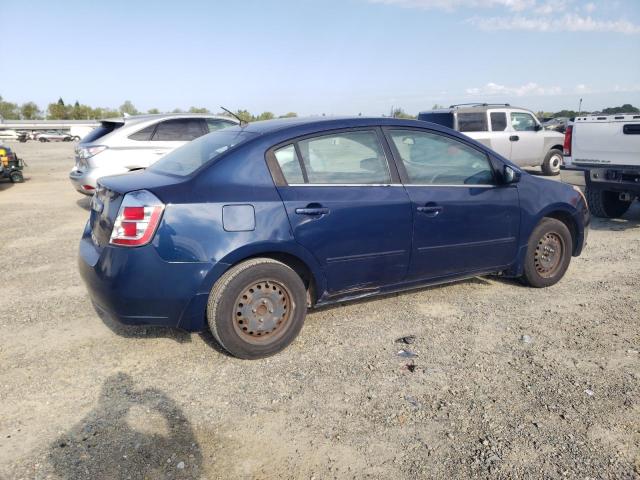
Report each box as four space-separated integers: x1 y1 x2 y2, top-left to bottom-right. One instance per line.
48 372 203 479
76 196 92 211
589 202 640 231
94 302 193 344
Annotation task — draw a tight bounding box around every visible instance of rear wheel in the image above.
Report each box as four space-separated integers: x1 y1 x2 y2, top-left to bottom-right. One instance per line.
207 258 307 359
585 187 632 218
9 171 24 183
39 137 47 143
521 218 572 288
541 149 562 176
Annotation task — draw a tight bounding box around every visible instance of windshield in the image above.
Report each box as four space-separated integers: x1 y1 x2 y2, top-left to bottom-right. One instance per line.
149 129 257 176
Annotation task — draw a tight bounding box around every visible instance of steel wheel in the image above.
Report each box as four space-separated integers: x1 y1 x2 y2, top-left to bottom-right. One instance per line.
233 279 293 345
534 232 564 278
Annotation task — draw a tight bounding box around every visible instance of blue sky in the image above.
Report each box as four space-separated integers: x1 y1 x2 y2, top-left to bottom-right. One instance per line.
1 0 639 115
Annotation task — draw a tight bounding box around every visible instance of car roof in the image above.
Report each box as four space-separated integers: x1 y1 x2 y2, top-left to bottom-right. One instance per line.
419 104 530 115
232 116 440 136
100 113 239 125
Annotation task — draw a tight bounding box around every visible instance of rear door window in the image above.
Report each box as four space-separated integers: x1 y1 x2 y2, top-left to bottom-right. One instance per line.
151 119 206 141
458 113 488 132
274 144 305 184
490 112 508 131
296 130 391 184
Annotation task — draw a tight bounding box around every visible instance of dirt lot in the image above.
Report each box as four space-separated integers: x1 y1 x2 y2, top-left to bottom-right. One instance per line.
0 141 639 479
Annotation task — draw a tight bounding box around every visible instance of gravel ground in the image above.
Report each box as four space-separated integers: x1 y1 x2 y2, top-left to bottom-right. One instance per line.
0 142 639 479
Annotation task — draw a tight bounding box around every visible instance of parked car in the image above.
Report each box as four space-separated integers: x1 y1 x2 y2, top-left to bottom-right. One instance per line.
0 129 19 141
563 112 640 218
543 117 570 133
37 131 74 142
79 117 590 359
418 104 565 175
69 114 238 194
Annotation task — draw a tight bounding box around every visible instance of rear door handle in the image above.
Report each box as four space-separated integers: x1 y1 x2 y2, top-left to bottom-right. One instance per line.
417 205 443 217
509 135 519 142
295 207 330 216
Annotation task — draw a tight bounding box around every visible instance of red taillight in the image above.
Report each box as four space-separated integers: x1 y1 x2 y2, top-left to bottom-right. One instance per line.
563 125 573 156
123 206 145 220
110 190 164 247
82 184 95 191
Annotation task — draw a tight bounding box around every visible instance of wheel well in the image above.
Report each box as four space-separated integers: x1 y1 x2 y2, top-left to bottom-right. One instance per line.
242 252 317 306
550 145 564 153
544 211 578 255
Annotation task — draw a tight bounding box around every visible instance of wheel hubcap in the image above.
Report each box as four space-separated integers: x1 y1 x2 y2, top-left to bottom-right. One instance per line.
534 232 564 277
550 154 562 170
234 280 292 344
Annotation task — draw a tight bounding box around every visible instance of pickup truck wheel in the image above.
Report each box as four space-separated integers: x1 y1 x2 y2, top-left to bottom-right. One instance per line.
541 149 562 176
207 258 307 359
522 218 572 288
585 187 632 218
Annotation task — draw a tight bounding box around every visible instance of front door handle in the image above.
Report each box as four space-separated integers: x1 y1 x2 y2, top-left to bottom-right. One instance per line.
295 207 330 216
509 135 519 142
417 205 443 217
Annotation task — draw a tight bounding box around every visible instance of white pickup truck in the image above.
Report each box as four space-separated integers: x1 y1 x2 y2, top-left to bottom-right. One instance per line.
418 104 566 175
563 113 640 218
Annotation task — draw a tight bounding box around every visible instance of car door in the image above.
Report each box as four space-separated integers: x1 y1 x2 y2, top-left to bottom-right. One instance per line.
268 128 413 294
384 127 520 281
509 111 544 167
487 110 512 159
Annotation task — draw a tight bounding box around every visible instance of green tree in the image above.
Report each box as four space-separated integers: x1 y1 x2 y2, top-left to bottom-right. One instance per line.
147 108 161 114
234 109 253 123
602 104 639 114
255 111 275 121
119 100 139 116
279 112 297 118
47 97 70 119
171 108 184 113
0 96 21 119
432 104 444 109
188 106 210 114
20 101 41 120
392 108 415 119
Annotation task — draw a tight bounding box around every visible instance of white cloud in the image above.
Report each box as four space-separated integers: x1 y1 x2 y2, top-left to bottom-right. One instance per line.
584 2 596 13
368 0 536 12
575 84 591 94
466 82 563 97
468 13 640 34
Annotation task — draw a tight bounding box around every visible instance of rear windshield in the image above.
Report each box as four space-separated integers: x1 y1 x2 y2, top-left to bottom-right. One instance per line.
149 129 257 176
82 122 123 143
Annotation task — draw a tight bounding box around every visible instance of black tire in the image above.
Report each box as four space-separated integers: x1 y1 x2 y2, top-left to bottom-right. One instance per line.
39 137 47 143
73 136 80 141
9 171 24 183
541 149 562 176
585 186 631 219
521 218 572 288
207 258 307 359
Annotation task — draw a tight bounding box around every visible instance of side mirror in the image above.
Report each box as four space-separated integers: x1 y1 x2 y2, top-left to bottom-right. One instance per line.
534 124 543 131
503 165 521 184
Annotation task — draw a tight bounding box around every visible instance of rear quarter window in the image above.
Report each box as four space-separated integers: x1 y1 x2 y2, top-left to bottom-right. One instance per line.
82 122 122 143
458 113 488 132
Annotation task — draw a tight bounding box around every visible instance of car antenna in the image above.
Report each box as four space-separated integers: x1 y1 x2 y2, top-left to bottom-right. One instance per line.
220 106 248 126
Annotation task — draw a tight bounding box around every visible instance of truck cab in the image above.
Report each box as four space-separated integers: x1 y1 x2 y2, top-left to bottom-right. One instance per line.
418 104 565 175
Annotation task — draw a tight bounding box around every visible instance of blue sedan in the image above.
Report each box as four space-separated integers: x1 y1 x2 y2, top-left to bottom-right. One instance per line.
79 117 590 358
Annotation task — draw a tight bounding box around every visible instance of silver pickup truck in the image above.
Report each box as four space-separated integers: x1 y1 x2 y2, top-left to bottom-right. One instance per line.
418 103 565 176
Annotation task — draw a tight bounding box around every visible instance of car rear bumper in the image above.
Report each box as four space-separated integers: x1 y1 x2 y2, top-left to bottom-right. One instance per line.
69 168 100 195
78 222 222 332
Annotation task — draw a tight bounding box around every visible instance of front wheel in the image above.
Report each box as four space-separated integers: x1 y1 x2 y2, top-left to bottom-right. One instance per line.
207 258 307 359
541 149 562 176
9 171 24 183
39 137 47 142
521 218 572 288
